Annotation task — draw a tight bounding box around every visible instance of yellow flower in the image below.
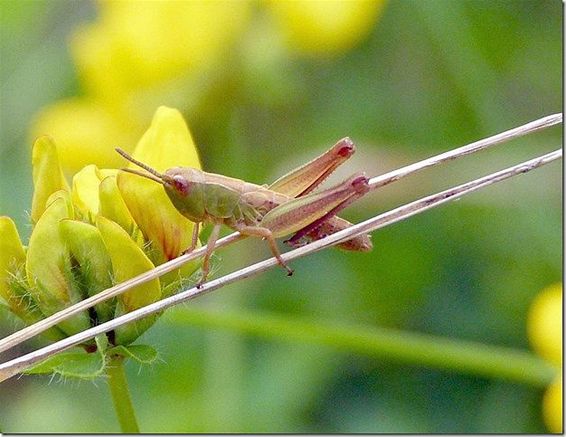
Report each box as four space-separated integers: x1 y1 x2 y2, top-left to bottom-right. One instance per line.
3 106 202 349
528 283 562 432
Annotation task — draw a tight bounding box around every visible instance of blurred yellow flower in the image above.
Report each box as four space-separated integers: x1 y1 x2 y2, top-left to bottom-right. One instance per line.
527 283 562 433
30 0 385 173
528 283 562 366
31 1 251 173
268 0 385 56
32 99 136 175
543 376 562 433
3 106 202 352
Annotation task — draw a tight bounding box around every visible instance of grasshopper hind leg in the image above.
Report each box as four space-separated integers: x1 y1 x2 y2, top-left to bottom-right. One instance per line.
284 174 371 250
233 224 294 276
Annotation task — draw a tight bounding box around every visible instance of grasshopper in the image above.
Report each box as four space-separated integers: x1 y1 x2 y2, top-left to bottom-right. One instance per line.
116 138 372 286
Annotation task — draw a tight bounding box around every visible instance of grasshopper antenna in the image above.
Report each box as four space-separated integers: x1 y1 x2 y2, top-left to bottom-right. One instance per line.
115 147 166 184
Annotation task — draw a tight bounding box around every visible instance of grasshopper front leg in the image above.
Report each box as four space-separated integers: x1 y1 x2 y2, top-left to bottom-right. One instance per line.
181 221 200 255
198 222 222 287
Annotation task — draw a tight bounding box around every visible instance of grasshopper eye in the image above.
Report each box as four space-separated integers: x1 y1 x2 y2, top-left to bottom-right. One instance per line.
172 174 190 195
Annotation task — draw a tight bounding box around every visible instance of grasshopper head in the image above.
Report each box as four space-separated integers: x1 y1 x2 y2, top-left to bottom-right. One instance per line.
115 148 193 195
116 147 205 221
162 168 194 197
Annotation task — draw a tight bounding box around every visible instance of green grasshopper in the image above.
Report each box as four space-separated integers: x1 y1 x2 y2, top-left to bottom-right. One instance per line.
116 138 372 286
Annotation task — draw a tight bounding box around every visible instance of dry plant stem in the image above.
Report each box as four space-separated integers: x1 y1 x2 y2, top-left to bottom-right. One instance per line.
0 113 560 356
369 112 562 190
0 148 560 383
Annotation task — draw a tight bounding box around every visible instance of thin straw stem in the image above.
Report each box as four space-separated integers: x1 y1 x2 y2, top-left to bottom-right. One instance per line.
0 148 560 382
0 113 560 355
368 112 562 190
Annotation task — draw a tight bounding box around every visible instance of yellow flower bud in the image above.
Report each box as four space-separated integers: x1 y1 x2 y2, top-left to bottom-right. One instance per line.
96 216 161 344
0 217 27 315
26 194 91 336
30 136 70 224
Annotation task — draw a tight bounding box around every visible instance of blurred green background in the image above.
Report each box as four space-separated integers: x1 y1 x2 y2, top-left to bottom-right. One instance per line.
0 0 561 433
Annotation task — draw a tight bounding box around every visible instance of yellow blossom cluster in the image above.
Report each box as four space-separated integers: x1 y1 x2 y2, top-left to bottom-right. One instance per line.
1 107 201 346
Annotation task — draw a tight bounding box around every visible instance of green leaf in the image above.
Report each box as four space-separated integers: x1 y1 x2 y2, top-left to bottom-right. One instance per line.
25 349 106 379
108 344 159 365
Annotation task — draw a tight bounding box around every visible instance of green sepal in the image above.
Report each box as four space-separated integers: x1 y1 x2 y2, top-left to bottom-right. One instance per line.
108 344 159 365
3 265 67 341
24 347 106 380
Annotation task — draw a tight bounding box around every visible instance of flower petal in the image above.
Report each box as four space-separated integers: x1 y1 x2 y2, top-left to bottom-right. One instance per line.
30 136 70 224
59 219 114 322
98 175 143 246
96 215 160 310
71 164 102 220
27 195 72 303
129 106 201 171
116 107 201 284
96 216 161 344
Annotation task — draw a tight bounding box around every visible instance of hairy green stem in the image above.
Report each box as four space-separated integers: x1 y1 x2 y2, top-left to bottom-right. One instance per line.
106 355 140 433
167 306 557 387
